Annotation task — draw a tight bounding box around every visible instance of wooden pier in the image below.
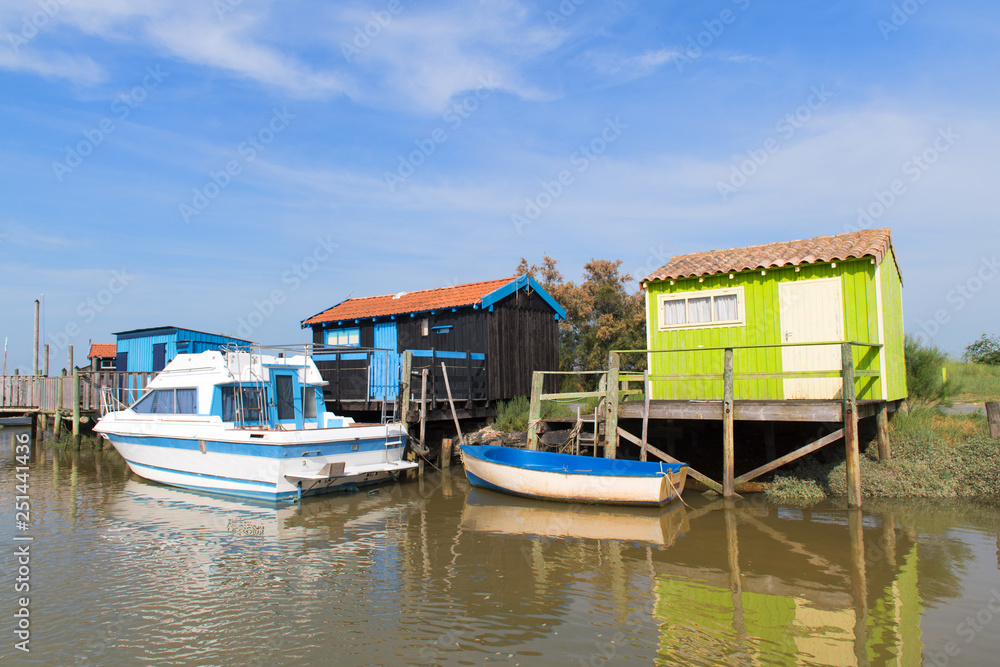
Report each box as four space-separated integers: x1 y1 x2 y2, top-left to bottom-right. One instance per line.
527 342 902 508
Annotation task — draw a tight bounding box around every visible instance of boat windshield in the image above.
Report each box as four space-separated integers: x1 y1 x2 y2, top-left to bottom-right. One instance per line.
132 388 198 414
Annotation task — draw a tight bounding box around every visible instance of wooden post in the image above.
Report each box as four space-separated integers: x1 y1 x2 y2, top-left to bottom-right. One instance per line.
43 344 49 377
465 351 473 408
441 362 464 446
986 402 1000 439
400 351 412 423
843 343 862 508
72 368 81 445
640 369 650 462
876 402 891 460
605 352 620 459
527 371 544 450
54 369 65 435
68 344 73 376
441 437 453 469
722 348 735 499
419 369 428 450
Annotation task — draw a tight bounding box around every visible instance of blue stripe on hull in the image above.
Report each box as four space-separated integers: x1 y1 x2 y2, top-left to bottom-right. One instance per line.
464 471 668 506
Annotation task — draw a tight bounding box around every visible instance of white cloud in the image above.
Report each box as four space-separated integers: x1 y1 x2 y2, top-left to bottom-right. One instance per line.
0 48 104 84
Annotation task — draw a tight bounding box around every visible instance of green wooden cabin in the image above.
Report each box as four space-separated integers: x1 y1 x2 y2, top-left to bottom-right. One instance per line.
639 229 906 402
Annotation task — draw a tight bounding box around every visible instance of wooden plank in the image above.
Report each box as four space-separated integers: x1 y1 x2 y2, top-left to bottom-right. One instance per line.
987 402 1000 439
734 428 844 486
722 348 735 499
843 343 862 508
539 390 605 401
619 400 844 422
616 427 723 494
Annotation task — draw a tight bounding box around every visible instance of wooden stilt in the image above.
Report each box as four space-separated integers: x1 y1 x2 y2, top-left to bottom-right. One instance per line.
72 368 81 446
876 402 891 460
419 369 428 450
605 352 619 459
53 369 65 435
527 371 543 451
441 437 453 469
722 348 735 499
986 401 1000 439
399 351 412 423
843 343 862 509
640 369 650 462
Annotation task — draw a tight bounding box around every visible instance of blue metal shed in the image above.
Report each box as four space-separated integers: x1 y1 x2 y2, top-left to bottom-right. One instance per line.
114 326 251 373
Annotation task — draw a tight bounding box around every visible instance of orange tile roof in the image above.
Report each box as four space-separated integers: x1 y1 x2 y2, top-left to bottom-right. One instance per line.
302 277 517 326
641 229 896 284
88 343 116 359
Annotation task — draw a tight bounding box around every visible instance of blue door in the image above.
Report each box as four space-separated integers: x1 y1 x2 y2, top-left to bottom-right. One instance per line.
152 343 167 372
371 322 400 401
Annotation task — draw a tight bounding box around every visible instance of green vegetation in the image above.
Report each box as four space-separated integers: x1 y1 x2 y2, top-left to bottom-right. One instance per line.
491 395 603 433
903 334 958 407
946 359 1000 403
765 408 1000 504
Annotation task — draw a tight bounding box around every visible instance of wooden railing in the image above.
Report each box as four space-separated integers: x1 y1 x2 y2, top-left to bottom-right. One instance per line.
0 371 155 412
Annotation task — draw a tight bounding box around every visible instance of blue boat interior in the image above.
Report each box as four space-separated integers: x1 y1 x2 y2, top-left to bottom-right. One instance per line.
463 445 687 476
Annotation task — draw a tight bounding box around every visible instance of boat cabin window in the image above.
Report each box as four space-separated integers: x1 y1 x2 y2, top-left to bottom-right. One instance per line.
132 388 198 414
302 386 316 419
221 386 268 423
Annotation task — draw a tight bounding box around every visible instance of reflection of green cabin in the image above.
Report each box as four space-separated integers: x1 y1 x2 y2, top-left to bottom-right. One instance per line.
640 229 906 403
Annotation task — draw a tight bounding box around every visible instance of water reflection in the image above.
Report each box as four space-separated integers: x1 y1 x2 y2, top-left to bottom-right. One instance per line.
2 429 999 666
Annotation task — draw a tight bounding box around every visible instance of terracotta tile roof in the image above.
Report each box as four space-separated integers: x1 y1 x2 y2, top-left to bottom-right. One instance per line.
641 229 896 284
88 343 117 359
302 277 518 326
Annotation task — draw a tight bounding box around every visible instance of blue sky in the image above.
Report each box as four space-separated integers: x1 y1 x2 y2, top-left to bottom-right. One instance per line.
1 0 997 372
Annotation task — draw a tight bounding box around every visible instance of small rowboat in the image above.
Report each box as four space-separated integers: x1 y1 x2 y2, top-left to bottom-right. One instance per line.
459 445 688 506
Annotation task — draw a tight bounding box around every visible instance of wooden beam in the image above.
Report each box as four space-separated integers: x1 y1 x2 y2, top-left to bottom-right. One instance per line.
441 362 464 447
843 343 862 509
876 402 891 460
640 370 649 462
619 400 845 422
527 371 543 450
399 351 412 426
605 352 619 459
734 428 844 486
722 348 735 499
616 427 723 494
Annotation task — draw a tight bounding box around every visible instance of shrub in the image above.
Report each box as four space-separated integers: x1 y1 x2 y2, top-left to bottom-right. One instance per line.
493 396 529 432
963 333 1000 366
904 334 958 407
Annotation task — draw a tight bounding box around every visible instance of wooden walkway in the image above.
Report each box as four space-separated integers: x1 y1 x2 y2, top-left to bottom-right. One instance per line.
1 371 154 414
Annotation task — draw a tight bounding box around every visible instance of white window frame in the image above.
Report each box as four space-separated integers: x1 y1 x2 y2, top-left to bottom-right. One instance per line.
657 286 746 331
326 328 360 347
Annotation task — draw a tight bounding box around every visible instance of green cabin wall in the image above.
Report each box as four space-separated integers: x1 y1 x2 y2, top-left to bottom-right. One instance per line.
645 253 906 402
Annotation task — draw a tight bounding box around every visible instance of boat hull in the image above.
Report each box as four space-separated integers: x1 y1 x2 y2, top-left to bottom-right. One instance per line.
460 445 687 506
98 423 415 501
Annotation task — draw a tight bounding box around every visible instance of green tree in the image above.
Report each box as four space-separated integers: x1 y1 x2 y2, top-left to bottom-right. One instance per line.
963 333 1000 365
518 256 646 389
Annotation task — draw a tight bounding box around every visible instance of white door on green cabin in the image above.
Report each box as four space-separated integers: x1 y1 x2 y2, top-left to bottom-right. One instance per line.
778 277 845 399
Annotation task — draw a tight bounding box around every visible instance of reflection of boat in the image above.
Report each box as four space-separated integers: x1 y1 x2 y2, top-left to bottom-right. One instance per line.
462 489 687 546
460 445 688 506
95 345 416 501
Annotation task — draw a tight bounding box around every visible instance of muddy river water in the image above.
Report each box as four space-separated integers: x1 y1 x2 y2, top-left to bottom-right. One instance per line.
2 427 999 666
